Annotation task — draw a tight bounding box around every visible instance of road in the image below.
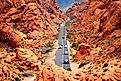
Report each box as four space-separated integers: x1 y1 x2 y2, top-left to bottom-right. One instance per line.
55 23 71 70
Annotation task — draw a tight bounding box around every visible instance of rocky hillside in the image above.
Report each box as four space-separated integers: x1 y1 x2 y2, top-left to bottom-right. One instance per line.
66 2 88 20
0 0 121 81
0 0 67 81
0 0 64 48
66 0 121 80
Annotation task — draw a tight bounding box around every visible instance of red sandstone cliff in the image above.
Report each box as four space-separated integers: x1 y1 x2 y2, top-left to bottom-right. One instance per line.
0 0 66 81
0 0 121 81
66 0 121 80
0 0 64 48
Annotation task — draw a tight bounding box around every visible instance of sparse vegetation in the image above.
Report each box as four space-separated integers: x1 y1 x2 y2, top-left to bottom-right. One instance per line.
41 47 52 54
109 53 116 58
78 60 90 68
22 73 33 77
16 66 25 72
38 56 47 64
41 41 54 54
14 77 21 81
67 68 72 71
66 30 76 39
71 41 81 50
112 36 121 39
6 48 15 53
45 41 53 48
65 21 77 27
0 0 121 80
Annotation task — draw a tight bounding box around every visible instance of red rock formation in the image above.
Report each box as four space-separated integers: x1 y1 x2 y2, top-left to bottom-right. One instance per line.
75 44 91 61
66 0 121 57
0 0 66 81
66 0 121 80
0 0 64 48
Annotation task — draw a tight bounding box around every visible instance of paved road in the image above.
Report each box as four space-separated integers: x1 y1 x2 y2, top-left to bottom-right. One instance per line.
55 23 71 70
55 49 63 67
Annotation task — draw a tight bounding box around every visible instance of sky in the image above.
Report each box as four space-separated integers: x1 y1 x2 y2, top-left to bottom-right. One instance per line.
56 0 75 9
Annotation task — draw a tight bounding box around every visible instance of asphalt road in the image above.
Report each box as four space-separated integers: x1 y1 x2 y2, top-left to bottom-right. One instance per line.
55 23 71 70
55 49 63 67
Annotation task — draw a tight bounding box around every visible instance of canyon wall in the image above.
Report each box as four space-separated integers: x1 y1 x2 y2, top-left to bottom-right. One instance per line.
0 0 64 48
0 0 67 81
66 0 121 80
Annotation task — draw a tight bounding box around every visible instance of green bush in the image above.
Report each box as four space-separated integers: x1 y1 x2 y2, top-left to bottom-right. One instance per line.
78 60 90 68
14 77 21 81
66 30 76 39
41 41 54 54
65 21 76 27
16 66 25 72
22 73 33 77
45 41 53 47
6 48 15 53
71 41 81 50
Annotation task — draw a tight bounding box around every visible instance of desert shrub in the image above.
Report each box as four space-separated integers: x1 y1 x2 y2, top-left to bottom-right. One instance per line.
78 60 90 68
71 41 81 50
14 77 21 81
41 41 54 54
66 30 76 39
65 21 76 27
6 48 15 53
22 73 33 77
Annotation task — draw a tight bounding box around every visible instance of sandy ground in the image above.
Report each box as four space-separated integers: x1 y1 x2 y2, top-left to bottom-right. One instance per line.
44 40 83 81
44 40 58 65
22 40 58 81
67 41 80 72
22 40 82 81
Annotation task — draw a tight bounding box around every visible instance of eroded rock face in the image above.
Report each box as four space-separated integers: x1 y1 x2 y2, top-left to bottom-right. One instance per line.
15 48 38 63
0 23 22 47
75 44 90 61
0 0 64 48
0 0 67 81
66 0 121 80
66 0 121 58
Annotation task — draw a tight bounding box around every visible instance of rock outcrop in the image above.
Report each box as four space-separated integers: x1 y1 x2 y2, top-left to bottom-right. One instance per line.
0 0 66 81
0 0 64 48
66 0 121 80
66 0 121 59
1 0 121 80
